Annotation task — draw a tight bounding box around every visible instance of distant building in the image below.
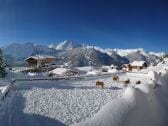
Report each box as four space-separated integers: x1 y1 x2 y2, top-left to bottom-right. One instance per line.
122 61 147 72
122 64 132 72
25 55 56 68
130 61 147 70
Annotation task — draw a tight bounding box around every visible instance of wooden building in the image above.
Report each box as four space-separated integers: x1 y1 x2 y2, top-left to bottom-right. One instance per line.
122 64 132 72
122 61 147 72
130 61 147 70
25 55 56 68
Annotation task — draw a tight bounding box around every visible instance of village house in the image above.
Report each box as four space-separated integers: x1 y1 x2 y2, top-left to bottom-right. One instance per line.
122 64 132 72
122 61 147 72
130 61 147 70
25 55 56 69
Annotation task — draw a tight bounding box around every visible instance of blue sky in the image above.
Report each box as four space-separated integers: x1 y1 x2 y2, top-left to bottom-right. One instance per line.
0 0 168 52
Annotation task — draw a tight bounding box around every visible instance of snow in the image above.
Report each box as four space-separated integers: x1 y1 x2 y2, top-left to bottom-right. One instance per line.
25 55 55 60
75 87 136 126
76 59 168 126
52 40 83 50
11 67 32 73
113 48 145 57
8 75 125 126
86 70 100 75
27 72 37 76
0 86 9 94
130 61 146 66
49 68 68 75
110 64 117 69
3 72 153 126
76 66 95 72
146 71 159 80
0 85 10 100
1 57 168 126
87 46 164 58
108 69 118 73
149 52 165 57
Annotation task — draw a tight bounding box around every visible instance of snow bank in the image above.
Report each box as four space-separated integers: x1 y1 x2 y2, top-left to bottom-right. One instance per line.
11 67 32 73
76 66 97 73
0 86 9 94
86 70 100 75
49 68 68 75
0 85 10 100
76 69 168 126
75 87 136 126
12 76 124 126
27 72 36 76
146 71 160 80
108 69 118 73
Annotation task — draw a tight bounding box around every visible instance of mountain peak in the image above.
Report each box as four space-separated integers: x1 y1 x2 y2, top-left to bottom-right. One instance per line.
49 40 83 50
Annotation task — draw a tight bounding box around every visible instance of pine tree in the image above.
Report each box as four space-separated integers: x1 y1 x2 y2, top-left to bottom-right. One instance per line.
0 48 6 78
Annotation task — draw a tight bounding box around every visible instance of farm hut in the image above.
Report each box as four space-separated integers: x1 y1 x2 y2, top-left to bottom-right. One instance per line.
25 55 56 68
122 64 132 72
130 61 147 70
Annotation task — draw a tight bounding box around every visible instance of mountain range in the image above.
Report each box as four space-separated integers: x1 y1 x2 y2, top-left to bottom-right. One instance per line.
1 40 165 67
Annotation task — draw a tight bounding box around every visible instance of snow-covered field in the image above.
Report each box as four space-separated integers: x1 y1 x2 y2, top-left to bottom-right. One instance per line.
10 75 125 126
76 60 168 126
1 72 151 126
0 59 168 126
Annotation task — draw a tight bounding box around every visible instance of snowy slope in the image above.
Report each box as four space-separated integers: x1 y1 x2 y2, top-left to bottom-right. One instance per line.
1 58 168 126
56 47 122 67
8 75 125 126
85 46 162 63
86 46 164 58
4 72 153 126
2 42 58 66
76 59 168 126
49 40 83 50
2 41 164 67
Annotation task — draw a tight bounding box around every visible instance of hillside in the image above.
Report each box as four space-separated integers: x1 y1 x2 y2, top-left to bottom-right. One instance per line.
1 41 164 67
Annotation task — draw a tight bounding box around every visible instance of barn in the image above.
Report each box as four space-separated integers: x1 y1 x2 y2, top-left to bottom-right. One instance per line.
122 64 132 72
25 55 56 68
130 61 147 70
122 61 147 72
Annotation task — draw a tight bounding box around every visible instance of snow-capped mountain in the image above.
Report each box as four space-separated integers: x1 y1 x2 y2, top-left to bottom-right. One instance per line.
49 40 83 50
56 47 128 67
84 46 163 64
88 46 165 58
2 42 58 66
3 42 58 59
1 40 165 67
2 43 36 59
112 48 165 57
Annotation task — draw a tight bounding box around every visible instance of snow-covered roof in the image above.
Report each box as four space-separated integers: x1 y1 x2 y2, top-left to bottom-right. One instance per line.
130 61 146 67
25 55 55 61
163 58 168 62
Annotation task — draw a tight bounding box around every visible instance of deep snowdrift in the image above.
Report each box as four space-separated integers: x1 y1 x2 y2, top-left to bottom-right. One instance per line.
76 69 168 126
